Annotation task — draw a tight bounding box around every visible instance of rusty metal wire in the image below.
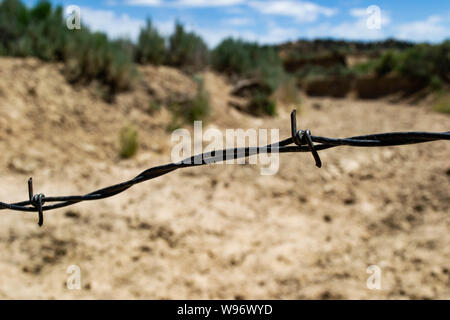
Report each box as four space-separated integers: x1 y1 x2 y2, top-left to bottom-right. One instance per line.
1 109 449 226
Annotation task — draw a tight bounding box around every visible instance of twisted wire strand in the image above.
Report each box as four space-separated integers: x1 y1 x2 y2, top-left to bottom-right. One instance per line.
1 109 449 226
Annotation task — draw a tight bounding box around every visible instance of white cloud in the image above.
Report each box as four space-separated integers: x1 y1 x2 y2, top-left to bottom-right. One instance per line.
222 17 253 26
224 6 247 15
73 4 450 47
256 23 299 44
349 8 367 18
248 1 337 23
105 0 119 5
305 8 390 40
193 22 298 47
126 0 245 6
78 6 293 48
126 0 162 5
194 28 253 47
79 7 145 40
395 15 449 42
81 7 177 40
176 0 245 6
154 19 176 36
306 21 384 40
349 7 391 25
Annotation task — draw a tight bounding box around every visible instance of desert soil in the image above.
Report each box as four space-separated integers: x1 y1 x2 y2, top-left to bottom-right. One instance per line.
0 58 449 299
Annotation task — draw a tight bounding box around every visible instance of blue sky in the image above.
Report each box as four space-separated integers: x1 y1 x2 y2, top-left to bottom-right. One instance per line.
26 0 450 47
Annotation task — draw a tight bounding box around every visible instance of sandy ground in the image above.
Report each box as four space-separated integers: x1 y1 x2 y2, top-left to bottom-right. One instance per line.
0 58 449 299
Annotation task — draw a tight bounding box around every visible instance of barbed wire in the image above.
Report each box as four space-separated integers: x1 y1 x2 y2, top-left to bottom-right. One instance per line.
1 109 449 227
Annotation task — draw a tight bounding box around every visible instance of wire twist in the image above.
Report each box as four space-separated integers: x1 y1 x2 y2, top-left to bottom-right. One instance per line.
1 109 449 226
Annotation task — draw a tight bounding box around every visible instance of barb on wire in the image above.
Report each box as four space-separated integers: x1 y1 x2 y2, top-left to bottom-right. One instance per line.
1 109 449 227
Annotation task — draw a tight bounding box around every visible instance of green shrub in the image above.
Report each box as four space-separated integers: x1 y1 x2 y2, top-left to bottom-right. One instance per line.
353 42 449 88
113 38 136 61
296 64 328 80
297 63 356 81
396 44 436 82
374 50 398 76
434 40 450 82
212 38 286 114
104 43 137 93
0 0 136 95
170 89 211 124
0 0 68 60
186 86 210 122
135 18 166 65
211 38 252 75
0 0 30 55
429 75 443 91
64 30 137 95
351 59 377 76
247 92 277 116
168 78 211 124
212 38 285 91
119 125 138 158
168 22 209 72
255 50 286 93
433 94 450 114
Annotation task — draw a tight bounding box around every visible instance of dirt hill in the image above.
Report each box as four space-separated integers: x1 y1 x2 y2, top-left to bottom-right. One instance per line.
0 57 449 299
